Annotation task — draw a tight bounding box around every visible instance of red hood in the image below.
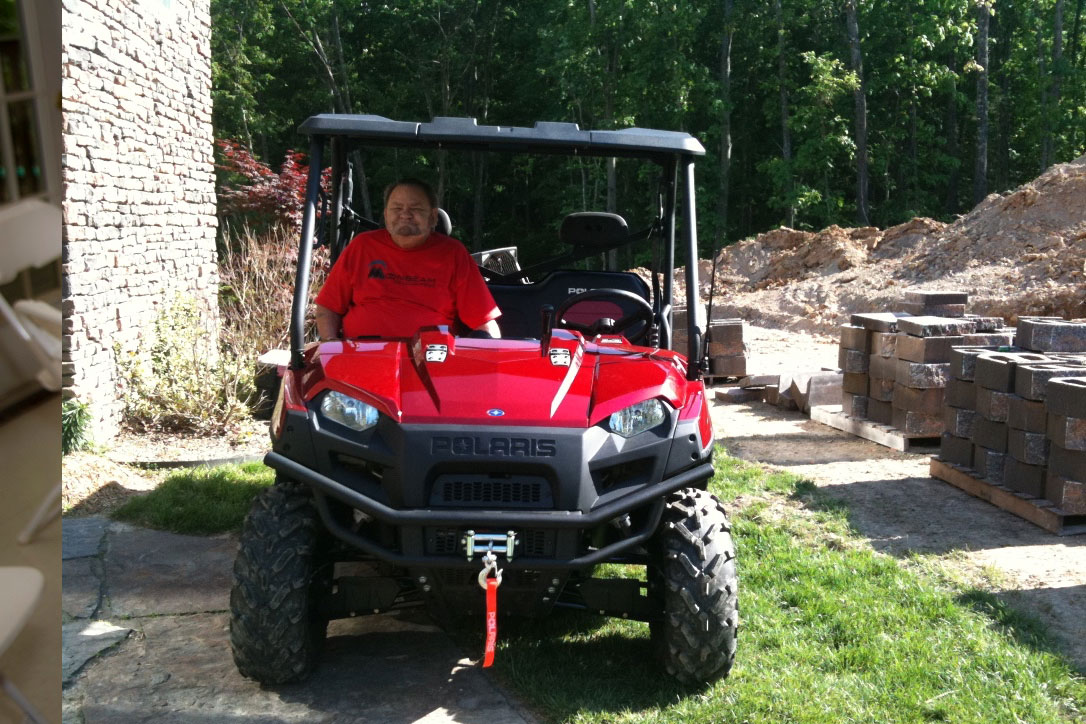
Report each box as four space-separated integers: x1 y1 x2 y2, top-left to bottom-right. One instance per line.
298 327 691 427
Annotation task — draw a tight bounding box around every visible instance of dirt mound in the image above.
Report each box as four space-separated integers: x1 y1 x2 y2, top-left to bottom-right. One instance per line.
688 154 1086 334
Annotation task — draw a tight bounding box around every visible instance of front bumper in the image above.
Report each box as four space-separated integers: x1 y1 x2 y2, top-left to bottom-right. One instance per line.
266 451 713 569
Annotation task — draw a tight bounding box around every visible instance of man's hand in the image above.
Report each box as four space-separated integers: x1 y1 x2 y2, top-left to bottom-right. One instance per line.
315 304 343 341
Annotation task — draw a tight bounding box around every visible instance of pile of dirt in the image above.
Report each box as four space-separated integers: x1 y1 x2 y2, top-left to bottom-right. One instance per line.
660 154 1086 334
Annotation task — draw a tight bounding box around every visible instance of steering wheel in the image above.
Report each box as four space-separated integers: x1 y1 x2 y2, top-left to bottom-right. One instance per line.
553 288 654 344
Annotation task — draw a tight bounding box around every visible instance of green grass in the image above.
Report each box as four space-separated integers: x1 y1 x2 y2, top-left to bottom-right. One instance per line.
483 455 1085 723
109 452 1085 722
111 462 273 534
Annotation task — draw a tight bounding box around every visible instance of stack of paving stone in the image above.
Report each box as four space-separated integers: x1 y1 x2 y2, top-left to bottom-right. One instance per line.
939 317 1086 509
706 318 746 378
840 311 907 425
839 290 1015 438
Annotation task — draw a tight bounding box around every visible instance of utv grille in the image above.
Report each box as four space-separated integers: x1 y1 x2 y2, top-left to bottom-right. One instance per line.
429 474 553 508
425 528 556 559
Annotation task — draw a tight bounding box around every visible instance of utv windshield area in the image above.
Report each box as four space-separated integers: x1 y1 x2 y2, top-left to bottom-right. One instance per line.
291 114 708 378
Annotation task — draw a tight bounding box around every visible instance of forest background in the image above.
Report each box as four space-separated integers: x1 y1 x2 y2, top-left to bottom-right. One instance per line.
211 0 1086 265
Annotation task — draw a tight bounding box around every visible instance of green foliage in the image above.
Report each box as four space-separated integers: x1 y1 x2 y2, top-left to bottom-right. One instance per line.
211 0 1086 248
61 397 92 455
112 462 274 535
115 294 255 435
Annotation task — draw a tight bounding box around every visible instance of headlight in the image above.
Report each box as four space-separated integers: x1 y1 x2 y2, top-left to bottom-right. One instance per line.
320 391 379 432
609 399 667 437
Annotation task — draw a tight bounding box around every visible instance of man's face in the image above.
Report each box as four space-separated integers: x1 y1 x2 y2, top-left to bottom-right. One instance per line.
384 184 438 248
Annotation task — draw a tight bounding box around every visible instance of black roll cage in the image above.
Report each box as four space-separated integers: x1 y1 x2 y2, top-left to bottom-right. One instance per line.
291 114 707 381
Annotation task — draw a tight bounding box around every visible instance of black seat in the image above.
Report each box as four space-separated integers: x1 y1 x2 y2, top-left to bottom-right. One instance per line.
489 270 651 339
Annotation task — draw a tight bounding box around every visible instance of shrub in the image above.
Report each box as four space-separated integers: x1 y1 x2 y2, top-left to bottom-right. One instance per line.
115 294 255 435
62 397 92 454
217 224 330 356
216 139 331 232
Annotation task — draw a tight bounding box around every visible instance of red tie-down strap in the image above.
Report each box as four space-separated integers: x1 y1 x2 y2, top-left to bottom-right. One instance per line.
483 577 498 667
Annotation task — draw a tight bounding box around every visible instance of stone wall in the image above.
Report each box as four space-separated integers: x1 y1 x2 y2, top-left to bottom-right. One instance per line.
61 0 218 438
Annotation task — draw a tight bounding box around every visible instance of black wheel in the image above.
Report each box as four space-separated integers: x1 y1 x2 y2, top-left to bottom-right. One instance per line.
649 488 738 685
230 479 331 684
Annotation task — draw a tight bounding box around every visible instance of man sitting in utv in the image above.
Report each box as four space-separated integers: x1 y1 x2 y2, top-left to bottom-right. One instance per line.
314 178 502 341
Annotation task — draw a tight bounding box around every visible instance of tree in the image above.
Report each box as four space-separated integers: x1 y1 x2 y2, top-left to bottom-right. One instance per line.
974 0 991 204
845 0 870 224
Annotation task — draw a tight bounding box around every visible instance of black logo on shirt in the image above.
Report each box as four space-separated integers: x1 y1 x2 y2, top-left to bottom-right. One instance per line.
368 260 387 279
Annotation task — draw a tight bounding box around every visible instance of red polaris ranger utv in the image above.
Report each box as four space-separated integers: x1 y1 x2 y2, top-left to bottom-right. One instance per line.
229 114 737 686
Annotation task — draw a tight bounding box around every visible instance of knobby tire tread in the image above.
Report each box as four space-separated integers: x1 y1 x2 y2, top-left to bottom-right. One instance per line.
229 480 329 684
651 487 738 685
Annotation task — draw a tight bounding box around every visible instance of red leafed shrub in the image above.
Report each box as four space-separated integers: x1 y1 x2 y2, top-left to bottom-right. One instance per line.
216 139 331 230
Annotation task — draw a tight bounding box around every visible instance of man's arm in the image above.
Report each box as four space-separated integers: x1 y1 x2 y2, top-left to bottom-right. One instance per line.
315 304 343 341
476 319 501 338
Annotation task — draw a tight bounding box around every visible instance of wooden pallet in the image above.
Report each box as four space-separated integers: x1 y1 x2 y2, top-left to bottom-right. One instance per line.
703 375 742 387
810 405 940 453
929 458 1086 536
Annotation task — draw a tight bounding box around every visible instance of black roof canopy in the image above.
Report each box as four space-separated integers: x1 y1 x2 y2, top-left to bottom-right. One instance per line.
298 114 705 160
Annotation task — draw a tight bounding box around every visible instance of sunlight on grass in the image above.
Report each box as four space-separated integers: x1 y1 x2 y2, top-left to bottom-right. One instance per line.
112 462 273 534
489 452 1086 724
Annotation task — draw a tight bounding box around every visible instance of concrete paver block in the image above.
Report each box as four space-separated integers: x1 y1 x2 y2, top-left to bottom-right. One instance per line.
850 312 911 332
1049 443 1086 482
973 445 1006 483
950 345 1004 381
904 290 969 306
868 375 895 402
1014 363 1086 401
1008 428 1050 465
1047 413 1086 451
707 340 745 357
975 387 1013 422
838 347 869 373
943 406 977 439
706 320 744 345
1045 471 1086 513
1005 457 1046 498
839 324 870 352
1016 318 1086 353
869 353 897 380
842 372 869 395
1008 396 1047 433
946 378 976 410
842 391 869 418
962 331 1015 346
895 359 951 389
892 408 943 436
897 316 976 338
892 384 946 415
939 433 973 467
868 398 893 424
974 352 1053 392
871 331 898 358
895 334 965 363
710 354 746 377
962 315 1006 333
902 302 966 317
1044 376 1086 418
972 417 1008 452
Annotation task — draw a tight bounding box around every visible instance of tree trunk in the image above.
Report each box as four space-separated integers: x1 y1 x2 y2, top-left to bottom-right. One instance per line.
846 0 870 225
775 0 794 227
1043 0 1064 169
606 157 617 269
944 55 960 215
993 0 1014 191
973 0 990 205
718 0 734 245
1069 0 1085 150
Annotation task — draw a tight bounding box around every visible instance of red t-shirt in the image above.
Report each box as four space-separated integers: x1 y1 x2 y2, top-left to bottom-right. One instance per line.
315 229 501 338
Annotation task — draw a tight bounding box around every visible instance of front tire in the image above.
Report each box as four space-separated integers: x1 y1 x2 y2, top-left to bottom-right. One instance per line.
230 479 331 684
650 488 738 685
